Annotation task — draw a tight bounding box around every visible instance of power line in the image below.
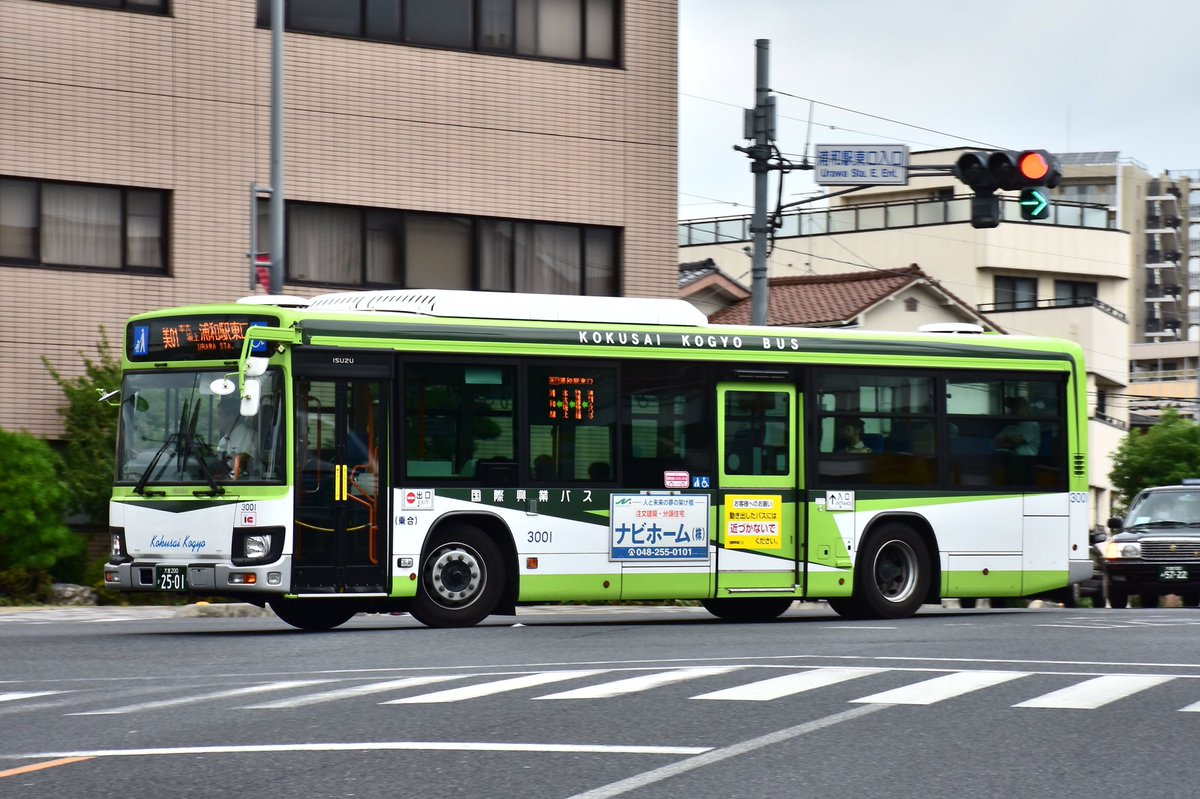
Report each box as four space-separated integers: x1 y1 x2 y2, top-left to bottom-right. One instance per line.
770 89 1005 150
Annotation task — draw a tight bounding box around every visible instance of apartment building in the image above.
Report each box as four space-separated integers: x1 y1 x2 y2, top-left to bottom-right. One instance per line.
0 0 678 439
678 147 1184 521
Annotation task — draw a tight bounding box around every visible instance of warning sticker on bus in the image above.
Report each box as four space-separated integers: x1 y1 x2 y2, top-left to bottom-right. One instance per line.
724 495 783 550
609 494 710 561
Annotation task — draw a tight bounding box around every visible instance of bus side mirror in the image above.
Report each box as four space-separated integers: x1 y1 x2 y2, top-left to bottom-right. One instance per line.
1107 516 1123 531
240 378 262 417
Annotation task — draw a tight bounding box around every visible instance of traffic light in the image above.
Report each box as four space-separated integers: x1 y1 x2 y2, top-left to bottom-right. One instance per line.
1019 187 1051 220
955 149 1061 227
954 149 1062 192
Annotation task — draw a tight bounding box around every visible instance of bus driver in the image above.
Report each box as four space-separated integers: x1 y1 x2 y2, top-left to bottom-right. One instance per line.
216 397 254 479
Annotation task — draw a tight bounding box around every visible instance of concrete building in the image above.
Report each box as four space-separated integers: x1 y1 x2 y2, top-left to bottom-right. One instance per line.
678 147 1184 521
1127 168 1200 426
1 0 678 439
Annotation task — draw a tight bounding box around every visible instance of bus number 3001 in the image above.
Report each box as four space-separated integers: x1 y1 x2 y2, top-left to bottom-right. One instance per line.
527 531 552 543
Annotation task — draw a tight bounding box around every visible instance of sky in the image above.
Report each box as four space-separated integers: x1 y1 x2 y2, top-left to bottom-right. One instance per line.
678 0 1200 220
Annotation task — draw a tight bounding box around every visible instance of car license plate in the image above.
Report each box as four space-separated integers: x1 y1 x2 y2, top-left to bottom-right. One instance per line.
1160 566 1189 581
156 565 187 591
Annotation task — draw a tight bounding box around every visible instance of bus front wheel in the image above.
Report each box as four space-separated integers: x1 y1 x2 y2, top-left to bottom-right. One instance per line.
856 523 931 619
410 526 505 628
269 599 358 631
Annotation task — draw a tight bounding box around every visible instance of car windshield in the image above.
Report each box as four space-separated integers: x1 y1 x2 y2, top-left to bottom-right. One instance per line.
1126 491 1200 527
116 369 285 486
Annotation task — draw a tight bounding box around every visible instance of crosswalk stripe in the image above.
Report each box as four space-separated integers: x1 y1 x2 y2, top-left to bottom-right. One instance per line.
693 667 886 701
851 670 1029 705
1013 674 1174 709
382 670 606 704
68 680 334 716
0 691 67 703
536 667 742 700
241 676 468 709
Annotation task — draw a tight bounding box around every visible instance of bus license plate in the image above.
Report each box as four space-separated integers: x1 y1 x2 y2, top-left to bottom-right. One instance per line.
156 566 187 591
1160 566 1189 581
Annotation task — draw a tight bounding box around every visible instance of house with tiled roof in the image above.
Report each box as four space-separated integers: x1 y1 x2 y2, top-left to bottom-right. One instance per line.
703 264 1002 332
678 258 751 317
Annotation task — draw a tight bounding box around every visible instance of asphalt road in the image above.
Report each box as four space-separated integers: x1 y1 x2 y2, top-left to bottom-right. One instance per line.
3 603 1200 798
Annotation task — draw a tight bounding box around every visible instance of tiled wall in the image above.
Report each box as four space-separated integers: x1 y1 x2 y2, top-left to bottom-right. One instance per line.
0 0 678 438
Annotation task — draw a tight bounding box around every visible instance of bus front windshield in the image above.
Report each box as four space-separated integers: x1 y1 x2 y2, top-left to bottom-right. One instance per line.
116 370 285 486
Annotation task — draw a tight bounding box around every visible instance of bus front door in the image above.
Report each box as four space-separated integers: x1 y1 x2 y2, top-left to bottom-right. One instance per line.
293 376 388 594
715 384 803 595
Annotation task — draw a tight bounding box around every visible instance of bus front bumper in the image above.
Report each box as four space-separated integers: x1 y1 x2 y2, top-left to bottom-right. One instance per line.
104 559 292 594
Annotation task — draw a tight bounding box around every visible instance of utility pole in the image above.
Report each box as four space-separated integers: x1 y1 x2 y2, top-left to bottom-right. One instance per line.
735 39 775 326
268 0 285 295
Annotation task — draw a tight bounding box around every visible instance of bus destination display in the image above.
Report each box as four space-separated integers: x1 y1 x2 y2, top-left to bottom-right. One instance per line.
127 315 277 361
547 375 595 423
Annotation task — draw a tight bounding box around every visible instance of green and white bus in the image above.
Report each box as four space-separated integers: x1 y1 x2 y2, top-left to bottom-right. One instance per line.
104 289 1091 630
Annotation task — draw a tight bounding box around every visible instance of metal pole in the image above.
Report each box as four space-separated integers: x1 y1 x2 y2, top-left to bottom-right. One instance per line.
269 0 285 295
249 182 258 291
749 39 770 326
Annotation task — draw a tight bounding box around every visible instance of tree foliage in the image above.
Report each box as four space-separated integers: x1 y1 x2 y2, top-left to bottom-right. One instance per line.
1109 410 1200 510
43 328 122 525
0 428 83 572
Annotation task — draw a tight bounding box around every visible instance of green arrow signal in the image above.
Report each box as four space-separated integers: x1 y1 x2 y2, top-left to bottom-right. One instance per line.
1019 188 1049 219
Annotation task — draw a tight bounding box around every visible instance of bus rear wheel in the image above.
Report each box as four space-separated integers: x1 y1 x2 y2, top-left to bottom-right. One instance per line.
701 597 793 621
269 599 358 631
410 526 505 628
856 523 931 619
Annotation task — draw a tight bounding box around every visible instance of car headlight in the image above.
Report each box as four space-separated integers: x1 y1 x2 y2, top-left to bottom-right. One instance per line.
1105 540 1140 559
244 534 272 560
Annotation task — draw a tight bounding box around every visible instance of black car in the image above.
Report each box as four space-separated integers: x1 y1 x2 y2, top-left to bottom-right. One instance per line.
1104 483 1200 608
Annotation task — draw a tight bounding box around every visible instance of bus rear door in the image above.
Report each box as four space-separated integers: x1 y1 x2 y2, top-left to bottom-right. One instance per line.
715 383 803 596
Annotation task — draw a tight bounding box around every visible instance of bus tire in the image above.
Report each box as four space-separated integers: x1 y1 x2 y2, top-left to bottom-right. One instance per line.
856 523 931 619
1108 587 1128 608
701 597 793 621
826 597 869 619
269 599 358 631
410 525 505 628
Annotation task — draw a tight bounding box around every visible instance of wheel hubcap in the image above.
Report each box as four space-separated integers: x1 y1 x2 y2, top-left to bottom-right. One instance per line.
873 539 918 603
428 544 484 607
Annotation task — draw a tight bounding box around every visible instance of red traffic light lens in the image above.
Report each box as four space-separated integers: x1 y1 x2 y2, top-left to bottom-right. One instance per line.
1018 152 1050 181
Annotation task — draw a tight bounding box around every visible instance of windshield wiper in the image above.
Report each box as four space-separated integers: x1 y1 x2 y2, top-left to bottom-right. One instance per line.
184 433 225 496
132 432 181 496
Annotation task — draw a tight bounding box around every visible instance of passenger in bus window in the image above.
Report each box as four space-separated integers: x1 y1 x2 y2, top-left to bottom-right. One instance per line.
993 397 1039 455
534 454 556 480
839 417 873 453
588 461 611 481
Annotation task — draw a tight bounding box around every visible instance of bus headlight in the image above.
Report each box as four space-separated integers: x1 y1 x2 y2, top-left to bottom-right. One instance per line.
232 526 284 566
244 534 273 560
108 527 129 562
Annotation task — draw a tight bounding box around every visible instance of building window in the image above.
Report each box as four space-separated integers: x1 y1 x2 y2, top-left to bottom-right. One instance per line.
36 0 168 12
1054 280 1097 308
274 200 619 295
0 178 168 273
257 0 620 66
994 276 1037 310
